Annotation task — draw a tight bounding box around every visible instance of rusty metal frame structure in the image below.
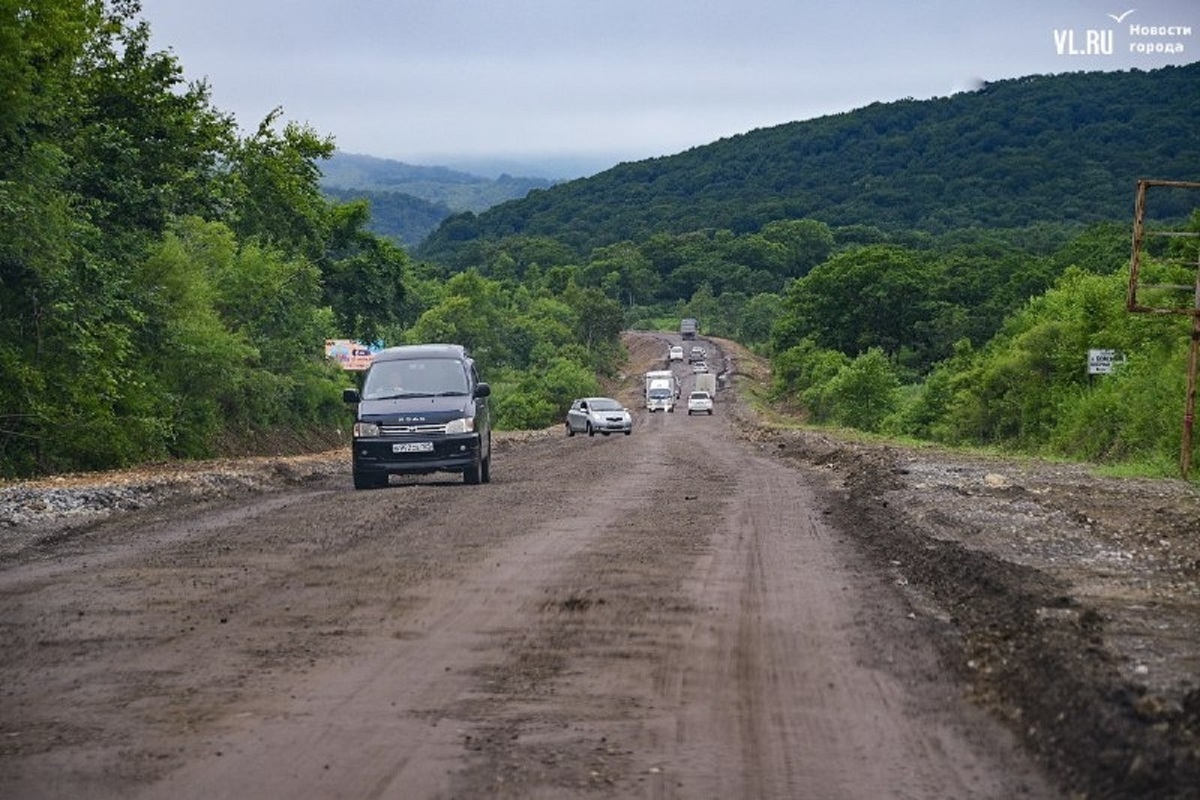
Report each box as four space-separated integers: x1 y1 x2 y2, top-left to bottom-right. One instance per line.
1127 179 1200 478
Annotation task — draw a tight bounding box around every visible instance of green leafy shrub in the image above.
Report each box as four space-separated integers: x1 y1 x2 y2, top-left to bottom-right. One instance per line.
1050 343 1190 470
822 348 901 432
771 339 849 400
491 357 600 430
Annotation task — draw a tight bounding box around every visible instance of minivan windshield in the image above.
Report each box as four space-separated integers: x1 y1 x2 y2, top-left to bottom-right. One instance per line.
362 358 469 400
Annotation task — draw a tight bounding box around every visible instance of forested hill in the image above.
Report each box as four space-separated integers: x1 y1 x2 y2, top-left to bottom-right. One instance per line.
320 152 558 247
418 62 1200 264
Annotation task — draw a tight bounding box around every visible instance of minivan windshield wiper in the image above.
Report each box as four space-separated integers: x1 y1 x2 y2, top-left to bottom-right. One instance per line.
435 390 468 396
369 391 435 400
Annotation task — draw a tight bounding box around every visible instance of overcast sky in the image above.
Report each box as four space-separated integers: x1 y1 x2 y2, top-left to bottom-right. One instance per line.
139 0 1199 177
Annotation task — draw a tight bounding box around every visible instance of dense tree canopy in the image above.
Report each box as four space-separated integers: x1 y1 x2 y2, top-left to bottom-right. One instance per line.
418 63 1200 264
0 1 624 477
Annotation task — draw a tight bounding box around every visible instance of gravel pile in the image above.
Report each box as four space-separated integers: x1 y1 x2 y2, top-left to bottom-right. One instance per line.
0 452 346 531
1 428 561 531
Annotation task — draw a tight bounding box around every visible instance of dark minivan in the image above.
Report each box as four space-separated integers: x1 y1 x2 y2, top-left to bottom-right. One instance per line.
342 344 491 489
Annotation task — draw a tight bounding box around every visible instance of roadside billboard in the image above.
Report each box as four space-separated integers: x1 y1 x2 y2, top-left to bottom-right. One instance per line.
325 339 380 371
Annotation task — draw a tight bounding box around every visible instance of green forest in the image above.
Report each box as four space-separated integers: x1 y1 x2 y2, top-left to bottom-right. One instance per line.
321 186 452 249
418 63 1200 265
319 151 558 247
0 1 624 478
410 61 1200 478
2 2 1199 480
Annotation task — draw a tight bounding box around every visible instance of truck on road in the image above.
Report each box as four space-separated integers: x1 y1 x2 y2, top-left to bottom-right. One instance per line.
644 369 679 412
694 372 717 397
680 318 698 340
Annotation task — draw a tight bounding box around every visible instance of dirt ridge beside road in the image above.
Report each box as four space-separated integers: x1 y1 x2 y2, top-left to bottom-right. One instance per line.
801 440 1200 798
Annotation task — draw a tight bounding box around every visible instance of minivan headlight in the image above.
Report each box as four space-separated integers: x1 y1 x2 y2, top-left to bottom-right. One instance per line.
353 422 380 437
445 417 475 434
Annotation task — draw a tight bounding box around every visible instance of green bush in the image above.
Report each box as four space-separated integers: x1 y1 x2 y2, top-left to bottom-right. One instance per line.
491 357 600 430
1049 344 1191 469
771 338 849 399
492 384 558 430
823 348 901 432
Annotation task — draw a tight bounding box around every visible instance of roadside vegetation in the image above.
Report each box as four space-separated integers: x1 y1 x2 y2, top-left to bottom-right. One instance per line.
0 1 622 478
424 213 1199 477
3 2 1197 480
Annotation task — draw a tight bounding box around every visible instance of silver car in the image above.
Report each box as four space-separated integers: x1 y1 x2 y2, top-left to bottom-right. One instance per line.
566 397 633 437
687 390 713 415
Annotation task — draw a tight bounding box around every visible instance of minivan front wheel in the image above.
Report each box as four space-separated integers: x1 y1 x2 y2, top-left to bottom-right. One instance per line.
464 449 483 485
353 470 386 490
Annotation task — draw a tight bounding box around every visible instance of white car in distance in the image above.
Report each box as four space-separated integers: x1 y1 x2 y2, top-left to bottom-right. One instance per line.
687 390 713 415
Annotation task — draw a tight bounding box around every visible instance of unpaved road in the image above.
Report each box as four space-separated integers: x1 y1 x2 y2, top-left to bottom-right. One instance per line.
2 334 1198 799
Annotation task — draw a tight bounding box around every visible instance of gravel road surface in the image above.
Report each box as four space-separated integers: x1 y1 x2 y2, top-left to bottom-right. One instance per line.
2 333 1197 799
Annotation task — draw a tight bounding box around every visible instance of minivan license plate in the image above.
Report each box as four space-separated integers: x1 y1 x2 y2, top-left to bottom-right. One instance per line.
393 441 433 453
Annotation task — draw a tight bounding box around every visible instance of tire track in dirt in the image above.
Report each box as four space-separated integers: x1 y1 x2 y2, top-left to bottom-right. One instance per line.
429 337 1057 798
131 426 676 800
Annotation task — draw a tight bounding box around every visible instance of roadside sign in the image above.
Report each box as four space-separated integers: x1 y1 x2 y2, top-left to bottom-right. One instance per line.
1087 349 1124 375
325 339 379 371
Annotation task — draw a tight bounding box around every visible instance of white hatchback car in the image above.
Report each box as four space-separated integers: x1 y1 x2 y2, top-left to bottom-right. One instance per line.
687 390 713 415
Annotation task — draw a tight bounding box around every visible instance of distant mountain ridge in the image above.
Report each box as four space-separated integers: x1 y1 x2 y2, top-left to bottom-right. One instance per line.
416 62 1200 264
318 151 558 247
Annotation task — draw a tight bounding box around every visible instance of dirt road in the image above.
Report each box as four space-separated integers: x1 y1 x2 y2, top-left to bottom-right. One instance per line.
2 334 1197 799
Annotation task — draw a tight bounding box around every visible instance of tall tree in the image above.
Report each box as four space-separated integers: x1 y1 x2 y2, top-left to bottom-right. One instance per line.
322 199 410 344
758 219 835 278
407 270 510 370
775 245 941 366
68 3 234 251
224 109 334 261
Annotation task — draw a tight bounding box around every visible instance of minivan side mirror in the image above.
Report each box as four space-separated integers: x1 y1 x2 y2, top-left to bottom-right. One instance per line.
342 388 361 403
474 383 491 398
